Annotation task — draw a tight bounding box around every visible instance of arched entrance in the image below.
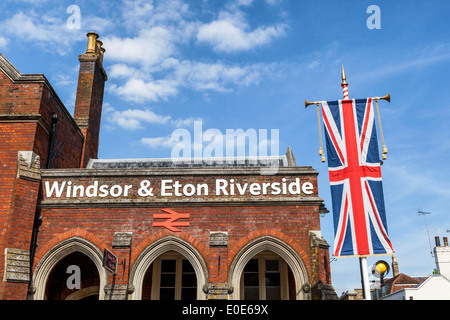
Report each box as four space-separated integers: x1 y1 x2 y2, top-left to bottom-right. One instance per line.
30 237 108 300
129 236 208 300
229 236 310 300
44 251 99 300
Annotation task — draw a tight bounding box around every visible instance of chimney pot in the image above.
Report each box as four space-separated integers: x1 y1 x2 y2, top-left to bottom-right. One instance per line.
444 237 449 247
99 47 106 65
95 39 103 56
435 236 441 247
86 32 99 54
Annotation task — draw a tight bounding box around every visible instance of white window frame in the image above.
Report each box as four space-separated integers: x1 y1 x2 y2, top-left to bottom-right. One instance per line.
240 251 289 300
151 252 197 300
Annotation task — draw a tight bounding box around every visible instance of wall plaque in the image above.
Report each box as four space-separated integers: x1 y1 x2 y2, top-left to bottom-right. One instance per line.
209 231 228 247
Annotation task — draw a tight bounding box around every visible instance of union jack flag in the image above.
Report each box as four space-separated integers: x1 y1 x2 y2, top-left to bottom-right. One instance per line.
321 98 393 257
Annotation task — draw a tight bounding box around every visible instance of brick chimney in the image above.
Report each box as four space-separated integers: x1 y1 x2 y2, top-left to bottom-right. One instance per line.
74 32 107 168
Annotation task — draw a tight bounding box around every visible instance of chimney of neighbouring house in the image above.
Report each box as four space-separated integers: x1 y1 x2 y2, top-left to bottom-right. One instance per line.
74 31 107 168
434 236 450 278
391 254 399 277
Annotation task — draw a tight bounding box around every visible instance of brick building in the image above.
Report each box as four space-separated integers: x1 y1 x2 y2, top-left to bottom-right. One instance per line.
0 32 337 300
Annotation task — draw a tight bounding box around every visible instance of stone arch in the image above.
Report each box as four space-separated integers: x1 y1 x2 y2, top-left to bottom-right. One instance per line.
65 286 100 300
228 234 311 300
30 236 108 300
129 235 209 300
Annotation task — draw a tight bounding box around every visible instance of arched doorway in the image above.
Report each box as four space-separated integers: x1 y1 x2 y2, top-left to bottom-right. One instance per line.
30 237 108 300
229 236 310 300
129 236 208 300
44 251 99 300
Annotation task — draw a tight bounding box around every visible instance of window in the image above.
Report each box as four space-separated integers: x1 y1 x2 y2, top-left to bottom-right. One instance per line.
241 252 289 300
151 252 197 300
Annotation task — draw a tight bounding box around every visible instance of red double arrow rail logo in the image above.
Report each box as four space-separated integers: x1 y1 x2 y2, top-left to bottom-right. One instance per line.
153 209 190 232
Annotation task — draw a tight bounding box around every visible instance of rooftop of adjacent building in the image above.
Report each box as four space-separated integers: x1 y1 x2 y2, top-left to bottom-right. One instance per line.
341 236 450 300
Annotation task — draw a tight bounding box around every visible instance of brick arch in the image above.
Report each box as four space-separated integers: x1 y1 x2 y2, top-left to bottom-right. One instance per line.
34 228 108 268
228 228 309 266
132 230 209 266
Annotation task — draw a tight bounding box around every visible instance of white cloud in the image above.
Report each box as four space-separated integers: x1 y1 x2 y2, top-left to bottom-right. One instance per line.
106 105 201 130
107 58 279 102
108 108 171 130
110 77 179 103
103 27 175 68
0 11 112 55
122 0 155 25
170 117 198 128
5 0 49 3
0 37 8 48
141 136 178 149
108 64 146 79
237 0 255 6
87 0 287 103
197 11 286 53
82 15 112 34
174 60 274 91
236 0 281 6
0 12 75 53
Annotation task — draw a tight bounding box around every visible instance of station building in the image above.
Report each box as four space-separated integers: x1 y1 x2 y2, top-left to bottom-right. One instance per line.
0 32 337 300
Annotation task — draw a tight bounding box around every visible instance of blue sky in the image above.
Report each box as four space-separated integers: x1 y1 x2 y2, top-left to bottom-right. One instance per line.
1 0 450 297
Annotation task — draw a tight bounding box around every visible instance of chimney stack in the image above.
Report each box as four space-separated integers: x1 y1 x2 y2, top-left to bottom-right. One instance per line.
434 236 450 278
391 254 399 277
74 32 107 168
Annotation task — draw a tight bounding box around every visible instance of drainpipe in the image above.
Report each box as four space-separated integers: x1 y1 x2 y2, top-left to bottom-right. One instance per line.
28 113 58 297
47 113 58 169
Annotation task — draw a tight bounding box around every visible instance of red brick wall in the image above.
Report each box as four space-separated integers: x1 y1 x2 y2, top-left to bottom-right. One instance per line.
0 72 84 170
0 73 43 115
36 85 84 169
35 170 330 298
0 124 38 299
35 204 324 291
0 58 89 299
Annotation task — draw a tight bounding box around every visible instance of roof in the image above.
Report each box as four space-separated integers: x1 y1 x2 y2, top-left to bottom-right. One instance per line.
86 156 289 169
383 273 427 294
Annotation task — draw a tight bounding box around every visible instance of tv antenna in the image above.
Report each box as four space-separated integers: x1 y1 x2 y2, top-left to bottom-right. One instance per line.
418 210 433 257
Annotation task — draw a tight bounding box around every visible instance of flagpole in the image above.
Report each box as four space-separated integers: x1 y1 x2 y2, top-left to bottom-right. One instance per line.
359 256 371 300
341 65 372 300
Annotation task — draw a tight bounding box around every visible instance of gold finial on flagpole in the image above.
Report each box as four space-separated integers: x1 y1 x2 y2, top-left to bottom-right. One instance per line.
341 64 348 86
341 65 349 99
